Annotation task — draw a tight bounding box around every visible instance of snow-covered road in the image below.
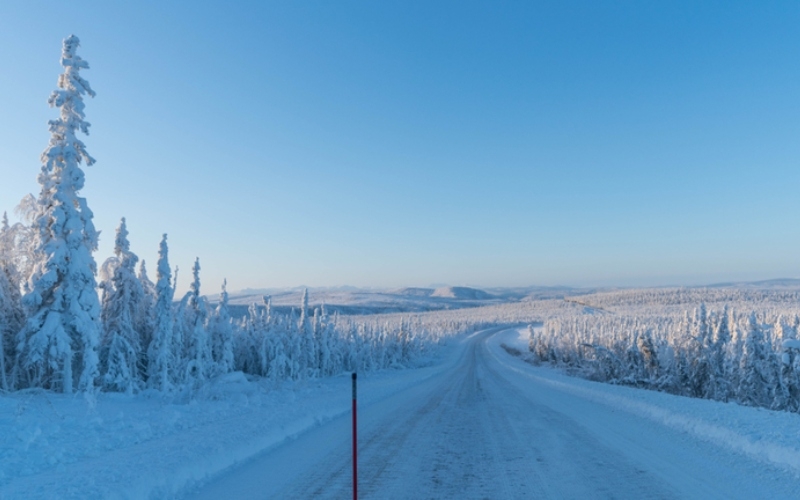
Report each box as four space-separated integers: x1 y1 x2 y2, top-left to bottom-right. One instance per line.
189 328 800 499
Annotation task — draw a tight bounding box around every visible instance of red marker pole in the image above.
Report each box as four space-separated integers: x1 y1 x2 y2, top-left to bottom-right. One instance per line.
352 372 358 500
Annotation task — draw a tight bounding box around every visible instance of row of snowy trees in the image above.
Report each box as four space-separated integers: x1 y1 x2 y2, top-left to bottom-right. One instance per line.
526 304 800 412
563 287 800 316
2 212 443 394
0 36 449 395
97 220 441 393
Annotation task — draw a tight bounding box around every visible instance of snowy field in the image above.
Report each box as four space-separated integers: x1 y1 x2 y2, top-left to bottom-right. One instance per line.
0 342 457 498
4 326 800 498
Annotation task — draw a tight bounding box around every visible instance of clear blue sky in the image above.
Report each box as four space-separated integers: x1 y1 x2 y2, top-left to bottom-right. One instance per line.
2 1 800 294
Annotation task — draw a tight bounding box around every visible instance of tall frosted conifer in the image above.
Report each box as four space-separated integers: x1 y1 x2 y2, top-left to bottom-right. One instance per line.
16 36 100 393
136 259 157 375
186 258 211 381
738 313 771 407
298 288 316 377
0 264 22 391
147 234 173 391
0 213 25 390
0 213 11 267
712 306 732 400
209 279 234 375
100 218 143 392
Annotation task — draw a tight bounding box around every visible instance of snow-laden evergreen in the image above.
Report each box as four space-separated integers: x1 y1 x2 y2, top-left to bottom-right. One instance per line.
0 214 25 391
99 218 144 393
147 234 174 391
15 35 100 394
136 259 157 378
208 280 234 375
184 258 212 384
0 268 22 392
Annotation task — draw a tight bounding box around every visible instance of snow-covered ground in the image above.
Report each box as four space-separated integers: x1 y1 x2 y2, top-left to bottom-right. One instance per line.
4 327 800 498
0 342 460 499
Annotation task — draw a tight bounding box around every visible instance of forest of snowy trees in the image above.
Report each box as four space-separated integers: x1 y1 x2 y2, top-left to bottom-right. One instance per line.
0 36 452 395
524 288 800 413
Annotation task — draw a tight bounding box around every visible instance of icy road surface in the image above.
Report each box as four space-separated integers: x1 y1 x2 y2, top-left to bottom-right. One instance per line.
190 328 800 499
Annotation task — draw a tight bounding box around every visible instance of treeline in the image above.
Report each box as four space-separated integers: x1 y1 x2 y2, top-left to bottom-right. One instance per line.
564 287 800 315
0 217 447 394
527 304 800 412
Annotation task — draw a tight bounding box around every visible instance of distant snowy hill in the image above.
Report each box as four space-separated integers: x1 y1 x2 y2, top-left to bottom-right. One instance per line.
706 278 800 289
430 286 493 300
220 279 800 316
221 286 505 317
216 285 589 317
392 287 435 297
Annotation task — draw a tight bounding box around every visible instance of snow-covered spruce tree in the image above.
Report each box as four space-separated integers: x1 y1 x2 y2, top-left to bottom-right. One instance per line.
209 279 234 375
0 278 11 391
0 212 17 275
255 309 271 378
370 318 390 369
636 328 659 384
779 316 800 411
268 324 289 381
0 214 25 390
0 213 8 250
136 259 157 376
723 310 744 397
170 264 186 382
318 313 334 377
99 218 144 392
287 308 302 379
8 196 39 287
348 324 364 372
738 313 772 407
16 35 100 393
256 303 278 379
688 304 714 399
0 265 24 391
5 212 38 391
147 234 174 391
711 306 732 401
234 301 261 374
185 258 211 383
298 288 317 378
261 296 290 381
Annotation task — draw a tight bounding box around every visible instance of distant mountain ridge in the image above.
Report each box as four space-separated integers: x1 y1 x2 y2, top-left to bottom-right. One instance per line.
706 278 800 288
392 287 435 297
211 280 800 319
431 286 494 300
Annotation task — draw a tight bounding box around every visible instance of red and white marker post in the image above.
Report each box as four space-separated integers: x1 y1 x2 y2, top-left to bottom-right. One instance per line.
352 372 358 500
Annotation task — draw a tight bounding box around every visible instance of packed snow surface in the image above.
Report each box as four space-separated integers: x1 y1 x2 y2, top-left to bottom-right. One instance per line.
3 328 800 498
191 328 800 499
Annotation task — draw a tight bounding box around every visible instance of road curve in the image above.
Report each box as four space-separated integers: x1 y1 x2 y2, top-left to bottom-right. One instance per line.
189 328 799 499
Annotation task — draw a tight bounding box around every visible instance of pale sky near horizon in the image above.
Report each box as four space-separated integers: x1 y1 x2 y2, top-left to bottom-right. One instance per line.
2 1 800 295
